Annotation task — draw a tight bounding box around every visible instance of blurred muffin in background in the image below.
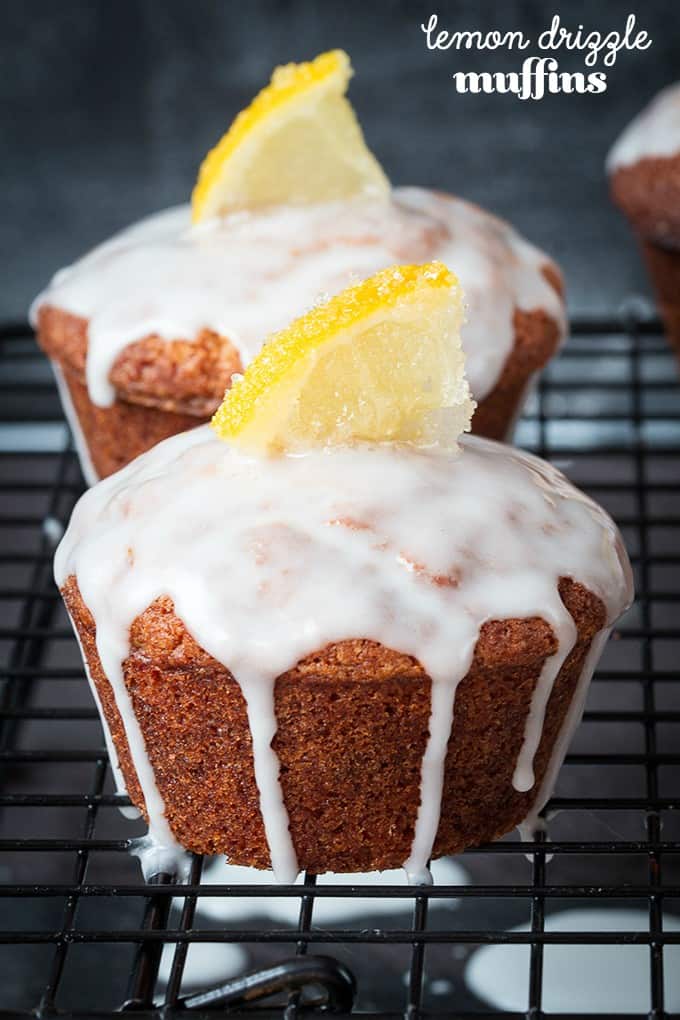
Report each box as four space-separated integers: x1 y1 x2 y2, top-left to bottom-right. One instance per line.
608 83 680 359
32 50 565 483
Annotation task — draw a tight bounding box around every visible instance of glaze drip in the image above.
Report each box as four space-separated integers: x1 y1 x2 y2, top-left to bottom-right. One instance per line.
51 362 100 487
55 428 632 881
32 189 564 408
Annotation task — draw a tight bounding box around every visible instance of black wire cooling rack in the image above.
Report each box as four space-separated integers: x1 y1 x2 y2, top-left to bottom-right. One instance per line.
1 313 679 1019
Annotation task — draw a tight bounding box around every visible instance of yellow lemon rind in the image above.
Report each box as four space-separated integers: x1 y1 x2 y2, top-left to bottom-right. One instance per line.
192 50 354 222
211 261 461 446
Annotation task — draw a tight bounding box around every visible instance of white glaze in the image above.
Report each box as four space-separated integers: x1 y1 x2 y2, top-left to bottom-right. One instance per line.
465 909 680 1012
54 366 139 817
51 362 100 487
54 427 632 882
32 189 564 408
67 612 129 807
130 833 192 882
607 82 680 171
517 626 611 842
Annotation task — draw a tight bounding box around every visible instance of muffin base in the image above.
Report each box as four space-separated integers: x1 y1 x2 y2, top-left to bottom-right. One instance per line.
56 361 204 481
62 574 604 873
610 156 680 251
640 239 680 360
40 302 561 478
51 362 100 487
610 158 680 362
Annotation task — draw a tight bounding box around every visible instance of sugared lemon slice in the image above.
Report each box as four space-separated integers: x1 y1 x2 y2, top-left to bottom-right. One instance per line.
211 262 474 453
191 49 389 222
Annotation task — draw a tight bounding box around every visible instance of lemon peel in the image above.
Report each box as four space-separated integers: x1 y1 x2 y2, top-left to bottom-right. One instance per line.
191 50 389 222
211 262 474 453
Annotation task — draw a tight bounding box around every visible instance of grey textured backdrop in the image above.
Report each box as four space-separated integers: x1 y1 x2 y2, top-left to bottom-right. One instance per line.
2 0 678 321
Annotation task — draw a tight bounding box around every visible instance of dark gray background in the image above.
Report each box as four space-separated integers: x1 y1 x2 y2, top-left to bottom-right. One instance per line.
2 0 678 322
2 5 680 1011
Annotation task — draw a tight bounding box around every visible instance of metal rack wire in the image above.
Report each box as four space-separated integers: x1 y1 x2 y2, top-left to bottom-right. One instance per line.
1 314 679 1018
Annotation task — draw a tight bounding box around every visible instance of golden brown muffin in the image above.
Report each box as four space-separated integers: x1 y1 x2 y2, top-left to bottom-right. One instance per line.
38 306 242 479
608 82 680 360
610 156 680 359
61 574 603 872
38 293 561 479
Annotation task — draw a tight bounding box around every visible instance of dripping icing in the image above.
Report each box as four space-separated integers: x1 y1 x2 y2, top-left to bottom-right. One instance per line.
517 626 612 842
32 188 565 408
51 362 100 487
54 428 632 880
67 608 131 810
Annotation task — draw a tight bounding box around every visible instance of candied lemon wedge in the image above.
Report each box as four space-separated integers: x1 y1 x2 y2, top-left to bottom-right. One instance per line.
211 262 474 453
191 49 389 222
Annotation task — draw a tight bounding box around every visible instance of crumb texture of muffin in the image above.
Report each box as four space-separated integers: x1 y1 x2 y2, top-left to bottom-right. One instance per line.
34 189 565 478
608 83 680 356
54 428 632 879
62 575 601 872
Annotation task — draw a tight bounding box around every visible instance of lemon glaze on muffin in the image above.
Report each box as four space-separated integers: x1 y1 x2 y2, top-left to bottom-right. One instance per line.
54 265 629 882
608 82 680 359
56 426 631 881
32 50 564 481
33 192 563 414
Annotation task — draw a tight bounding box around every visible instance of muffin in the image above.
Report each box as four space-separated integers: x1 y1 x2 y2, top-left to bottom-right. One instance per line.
56 428 631 878
33 52 564 483
54 264 630 880
607 82 680 357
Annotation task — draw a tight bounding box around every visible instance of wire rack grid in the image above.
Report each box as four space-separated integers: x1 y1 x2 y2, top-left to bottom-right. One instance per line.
0 313 679 1019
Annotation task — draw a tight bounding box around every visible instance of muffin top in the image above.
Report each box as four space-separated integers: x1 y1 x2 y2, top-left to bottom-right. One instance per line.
55 428 632 663
32 188 564 409
56 427 632 879
607 81 680 172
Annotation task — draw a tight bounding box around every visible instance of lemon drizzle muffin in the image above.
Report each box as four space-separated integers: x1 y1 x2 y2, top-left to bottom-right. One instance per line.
53 265 629 881
56 427 631 880
33 50 564 482
607 82 680 357
51 233 632 885
34 192 564 480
